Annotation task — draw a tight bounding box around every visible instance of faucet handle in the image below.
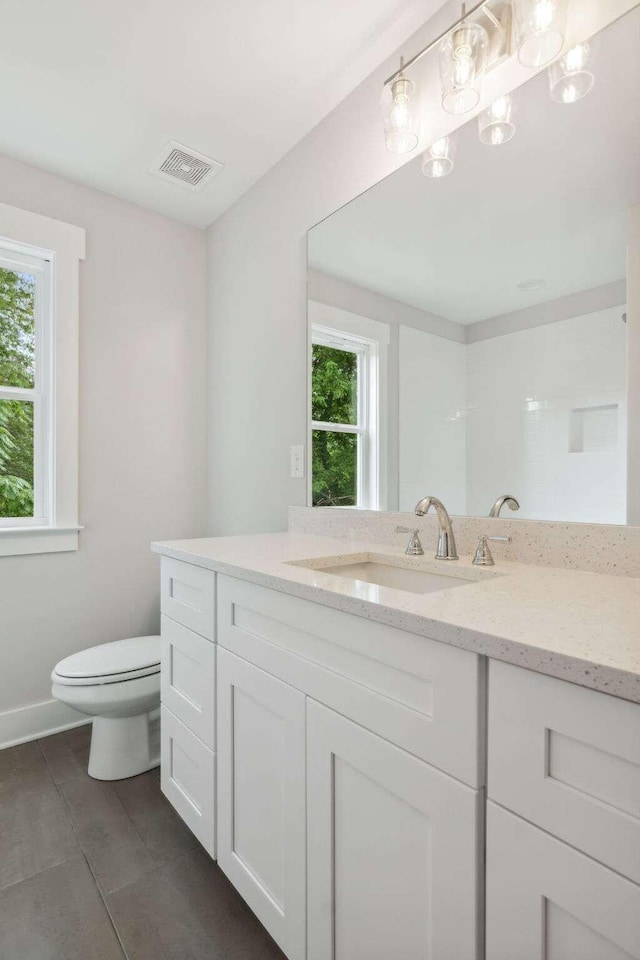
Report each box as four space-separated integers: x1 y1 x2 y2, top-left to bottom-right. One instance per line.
473 536 495 566
395 526 424 556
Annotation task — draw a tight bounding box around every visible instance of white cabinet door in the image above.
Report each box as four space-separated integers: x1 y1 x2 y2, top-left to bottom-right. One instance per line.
307 699 482 960
488 660 640 884
161 615 215 749
160 557 215 639
161 706 215 857
486 802 640 960
216 648 306 960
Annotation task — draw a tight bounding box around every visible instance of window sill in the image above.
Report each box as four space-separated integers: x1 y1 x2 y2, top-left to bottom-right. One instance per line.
0 525 82 557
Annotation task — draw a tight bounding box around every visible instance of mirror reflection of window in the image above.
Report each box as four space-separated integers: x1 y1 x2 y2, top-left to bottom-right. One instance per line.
310 324 381 510
311 340 359 507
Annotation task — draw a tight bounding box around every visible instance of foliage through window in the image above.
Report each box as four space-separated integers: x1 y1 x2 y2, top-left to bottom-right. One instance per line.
0 249 50 524
311 328 378 509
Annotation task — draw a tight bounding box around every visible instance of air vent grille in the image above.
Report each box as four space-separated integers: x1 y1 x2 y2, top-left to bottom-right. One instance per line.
150 141 223 192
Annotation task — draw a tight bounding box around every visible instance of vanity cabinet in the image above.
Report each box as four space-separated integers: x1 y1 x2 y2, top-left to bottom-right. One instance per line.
157 556 640 960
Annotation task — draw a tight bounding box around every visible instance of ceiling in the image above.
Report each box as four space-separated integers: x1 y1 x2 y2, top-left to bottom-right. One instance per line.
308 8 640 324
0 0 442 228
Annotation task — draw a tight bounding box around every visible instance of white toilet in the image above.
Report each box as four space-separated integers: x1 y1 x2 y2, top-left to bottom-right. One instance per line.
51 636 162 781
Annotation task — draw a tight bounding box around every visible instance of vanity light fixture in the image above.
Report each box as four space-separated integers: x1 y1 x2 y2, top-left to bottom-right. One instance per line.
381 0 582 157
439 15 489 115
381 0 511 153
513 0 568 68
548 42 595 103
421 137 456 177
478 94 516 144
381 63 420 154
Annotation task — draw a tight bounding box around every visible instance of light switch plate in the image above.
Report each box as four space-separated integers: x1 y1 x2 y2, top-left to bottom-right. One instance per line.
290 444 305 479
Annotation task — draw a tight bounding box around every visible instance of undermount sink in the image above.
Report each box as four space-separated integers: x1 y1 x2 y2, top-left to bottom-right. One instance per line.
302 559 474 595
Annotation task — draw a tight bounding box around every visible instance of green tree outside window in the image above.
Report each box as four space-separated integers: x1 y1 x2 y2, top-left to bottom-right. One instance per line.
0 267 36 517
311 344 358 507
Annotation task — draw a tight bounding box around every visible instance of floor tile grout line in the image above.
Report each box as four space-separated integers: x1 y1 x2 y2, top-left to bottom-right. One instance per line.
40 729 160 872
0 854 73 895
0 740 79 894
31 732 194 957
39 730 169 957
78 847 130 960
110 780 166 869
49 761 130 960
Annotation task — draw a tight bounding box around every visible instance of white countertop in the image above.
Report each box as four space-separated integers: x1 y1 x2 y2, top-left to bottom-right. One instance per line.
152 532 640 703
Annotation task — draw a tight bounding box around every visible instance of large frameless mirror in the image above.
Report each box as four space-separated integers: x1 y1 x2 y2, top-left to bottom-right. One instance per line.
307 6 640 524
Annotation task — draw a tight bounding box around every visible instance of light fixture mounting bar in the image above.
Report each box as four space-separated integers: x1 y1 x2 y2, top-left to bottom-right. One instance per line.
383 0 498 86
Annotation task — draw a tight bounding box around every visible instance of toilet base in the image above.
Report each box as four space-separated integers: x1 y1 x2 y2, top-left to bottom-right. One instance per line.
88 712 160 780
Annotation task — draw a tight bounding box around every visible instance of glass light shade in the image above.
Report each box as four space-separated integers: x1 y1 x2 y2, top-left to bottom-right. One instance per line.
478 95 516 145
439 21 489 115
381 75 419 154
549 43 595 103
514 0 568 68
421 137 455 178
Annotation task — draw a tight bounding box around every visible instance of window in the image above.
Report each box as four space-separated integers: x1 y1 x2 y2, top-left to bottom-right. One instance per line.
0 248 51 527
311 325 379 509
0 203 85 556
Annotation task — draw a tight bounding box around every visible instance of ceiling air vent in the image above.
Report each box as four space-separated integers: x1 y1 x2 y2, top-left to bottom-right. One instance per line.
150 141 223 191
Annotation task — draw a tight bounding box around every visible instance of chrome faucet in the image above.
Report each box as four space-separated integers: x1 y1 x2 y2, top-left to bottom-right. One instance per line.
414 496 458 560
489 494 520 518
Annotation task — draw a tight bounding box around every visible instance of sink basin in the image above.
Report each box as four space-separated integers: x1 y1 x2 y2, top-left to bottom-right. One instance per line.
308 560 473 595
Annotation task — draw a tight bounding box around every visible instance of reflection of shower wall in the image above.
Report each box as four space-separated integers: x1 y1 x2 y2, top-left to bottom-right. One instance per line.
398 306 627 523
398 326 467 514
465 305 627 523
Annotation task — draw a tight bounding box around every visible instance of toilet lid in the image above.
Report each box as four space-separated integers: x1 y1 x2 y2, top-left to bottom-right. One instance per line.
53 636 162 684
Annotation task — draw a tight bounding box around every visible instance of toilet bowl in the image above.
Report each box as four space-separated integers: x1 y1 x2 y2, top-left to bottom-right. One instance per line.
51 636 162 781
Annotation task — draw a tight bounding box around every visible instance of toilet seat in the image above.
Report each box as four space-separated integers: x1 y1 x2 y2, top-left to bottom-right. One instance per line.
52 635 162 686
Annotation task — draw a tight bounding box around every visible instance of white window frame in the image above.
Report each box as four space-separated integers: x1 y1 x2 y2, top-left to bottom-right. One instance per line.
310 323 381 510
0 202 85 556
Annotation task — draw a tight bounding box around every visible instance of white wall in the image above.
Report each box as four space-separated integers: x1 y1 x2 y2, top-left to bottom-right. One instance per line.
628 205 640 525
206 0 634 536
466 306 627 523
0 155 207 744
399 327 467 514
308 269 465 343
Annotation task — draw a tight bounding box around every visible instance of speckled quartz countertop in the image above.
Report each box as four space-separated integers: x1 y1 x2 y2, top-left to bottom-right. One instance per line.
152 532 640 703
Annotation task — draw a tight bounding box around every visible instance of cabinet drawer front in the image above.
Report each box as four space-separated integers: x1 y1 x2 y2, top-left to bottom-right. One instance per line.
161 616 215 749
161 557 215 639
486 802 640 960
307 700 483 960
161 706 215 857
217 648 306 960
489 660 640 884
217 575 484 787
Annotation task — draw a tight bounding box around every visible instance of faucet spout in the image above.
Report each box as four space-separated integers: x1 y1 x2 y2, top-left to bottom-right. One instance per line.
489 495 520 518
414 496 458 560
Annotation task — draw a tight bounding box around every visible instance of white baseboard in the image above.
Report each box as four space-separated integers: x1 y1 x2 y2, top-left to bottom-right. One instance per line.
0 698 90 749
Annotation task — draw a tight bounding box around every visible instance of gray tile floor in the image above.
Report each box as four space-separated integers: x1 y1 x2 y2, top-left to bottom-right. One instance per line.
0 726 286 959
